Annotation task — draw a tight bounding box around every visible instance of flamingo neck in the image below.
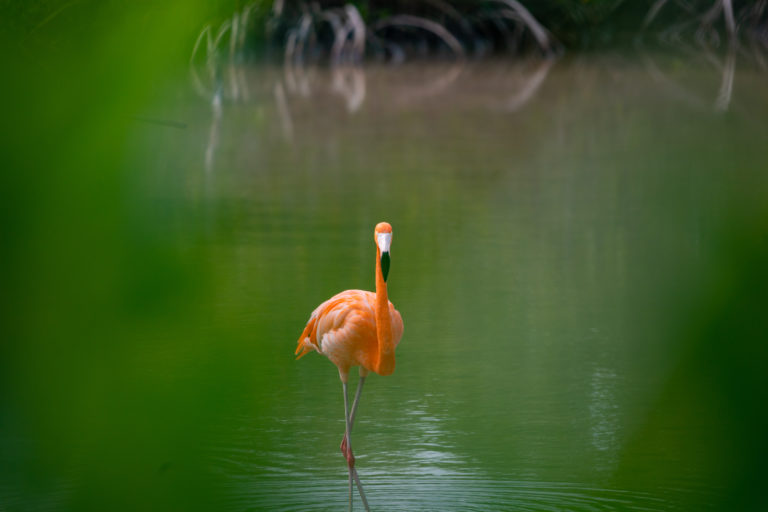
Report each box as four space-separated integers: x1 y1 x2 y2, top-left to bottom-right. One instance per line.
374 247 395 375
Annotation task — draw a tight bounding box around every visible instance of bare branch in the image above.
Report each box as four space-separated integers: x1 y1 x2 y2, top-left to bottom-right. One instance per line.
191 24 212 64
489 0 555 53
213 20 232 51
644 0 671 30
714 43 736 111
722 0 736 41
372 15 465 58
345 4 367 63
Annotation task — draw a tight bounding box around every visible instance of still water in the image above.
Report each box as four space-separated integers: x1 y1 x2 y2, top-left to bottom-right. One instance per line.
134 54 764 511
8 54 764 511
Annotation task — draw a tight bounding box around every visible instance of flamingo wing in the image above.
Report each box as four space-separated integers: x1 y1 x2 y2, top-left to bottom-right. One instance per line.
295 290 375 360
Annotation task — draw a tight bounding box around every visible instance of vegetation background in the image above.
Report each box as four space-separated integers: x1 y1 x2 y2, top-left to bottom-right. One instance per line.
2 1 766 511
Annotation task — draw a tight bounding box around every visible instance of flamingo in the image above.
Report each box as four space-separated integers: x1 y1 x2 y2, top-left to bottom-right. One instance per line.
295 222 404 511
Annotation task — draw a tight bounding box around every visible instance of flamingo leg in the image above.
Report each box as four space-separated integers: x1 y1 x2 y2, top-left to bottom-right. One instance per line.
352 467 370 511
341 374 366 455
343 381 354 511
350 374 366 428
342 379 371 512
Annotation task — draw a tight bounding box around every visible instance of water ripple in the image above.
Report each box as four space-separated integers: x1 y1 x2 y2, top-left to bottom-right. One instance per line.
219 476 695 511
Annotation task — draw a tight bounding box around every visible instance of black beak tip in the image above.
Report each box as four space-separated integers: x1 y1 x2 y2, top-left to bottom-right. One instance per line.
381 252 390 282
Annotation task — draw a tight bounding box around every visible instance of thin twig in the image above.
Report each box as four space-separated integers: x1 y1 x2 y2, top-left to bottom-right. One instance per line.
372 14 465 58
346 4 367 63
423 0 475 35
319 9 347 66
722 0 736 41
331 66 366 112
488 0 555 53
505 59 554 112
274 82 294 141
294 12 314 64
25 0 81 38
191 25 212 64
714 42 736 111
230 12 239 60
213 20 232 52
643 0 671 29
285 29 299 65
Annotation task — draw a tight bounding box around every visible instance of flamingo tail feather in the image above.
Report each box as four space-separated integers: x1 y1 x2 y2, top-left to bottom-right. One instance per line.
295 314 318 360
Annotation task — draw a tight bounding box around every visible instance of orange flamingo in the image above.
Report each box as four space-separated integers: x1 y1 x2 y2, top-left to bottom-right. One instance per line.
295 222 404 511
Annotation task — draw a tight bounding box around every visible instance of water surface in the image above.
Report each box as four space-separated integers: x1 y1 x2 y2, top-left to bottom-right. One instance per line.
141 54 767 511
6 53 768 511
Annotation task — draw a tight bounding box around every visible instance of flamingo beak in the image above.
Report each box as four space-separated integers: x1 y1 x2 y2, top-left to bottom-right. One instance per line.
377 233 392 282
381 252 390 282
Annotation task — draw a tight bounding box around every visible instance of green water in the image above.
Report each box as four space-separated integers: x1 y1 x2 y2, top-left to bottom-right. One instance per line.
4 54 768 511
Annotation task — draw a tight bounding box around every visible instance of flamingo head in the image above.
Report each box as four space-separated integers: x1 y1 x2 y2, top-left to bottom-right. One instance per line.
375 222 392 282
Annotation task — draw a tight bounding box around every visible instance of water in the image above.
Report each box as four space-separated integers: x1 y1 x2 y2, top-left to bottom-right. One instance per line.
4 53 768 511
169 55 764 510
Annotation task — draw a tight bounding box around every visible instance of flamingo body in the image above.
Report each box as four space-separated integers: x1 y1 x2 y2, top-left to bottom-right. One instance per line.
294 222 402 510
295 289 403 377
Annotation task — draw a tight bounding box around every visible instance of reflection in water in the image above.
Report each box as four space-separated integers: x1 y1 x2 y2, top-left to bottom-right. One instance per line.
387 62 464 105
391 397 463 477
191 55 556 171
205 89 222 173
331 66 366 113
190 55 557 113
273 82 293 142
641 42 741 113
589 366 620 473
283 58 311 98
504 58 553 112
191 56 556 172
714 43 735 112
190 46 758 175
228 62 250 104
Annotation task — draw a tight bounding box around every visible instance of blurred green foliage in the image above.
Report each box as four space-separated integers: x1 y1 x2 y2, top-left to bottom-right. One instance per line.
1 1 245 510
2 1 768 511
